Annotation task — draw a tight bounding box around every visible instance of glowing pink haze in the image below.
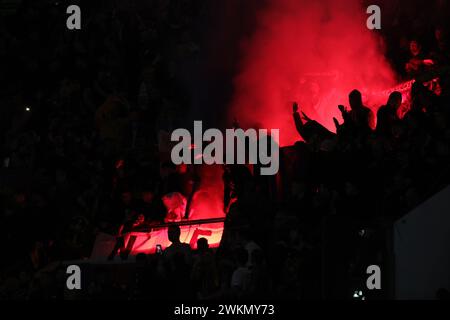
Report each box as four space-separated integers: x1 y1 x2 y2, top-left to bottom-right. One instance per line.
230 0 397 146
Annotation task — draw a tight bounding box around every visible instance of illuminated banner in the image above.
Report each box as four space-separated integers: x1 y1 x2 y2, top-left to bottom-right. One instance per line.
90 218 225 259
123 220 225 255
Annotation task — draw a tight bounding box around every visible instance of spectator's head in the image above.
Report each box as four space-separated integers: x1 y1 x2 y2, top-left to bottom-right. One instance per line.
121 191 133 205
197 238 209 252
133 214 145 227
349 90 363 110
142 191 154 204
176 163 188 174
409 40 421 56
435 27 446 44
168 225 181 244
387 91 402 109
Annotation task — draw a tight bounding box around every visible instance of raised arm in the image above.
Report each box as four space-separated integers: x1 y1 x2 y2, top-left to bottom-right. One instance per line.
293 102 304 136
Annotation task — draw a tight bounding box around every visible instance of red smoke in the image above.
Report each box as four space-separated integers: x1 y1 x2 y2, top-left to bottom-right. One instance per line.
230 0 397 146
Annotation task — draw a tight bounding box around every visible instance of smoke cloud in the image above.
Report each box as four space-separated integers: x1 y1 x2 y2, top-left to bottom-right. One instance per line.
230 0 397 146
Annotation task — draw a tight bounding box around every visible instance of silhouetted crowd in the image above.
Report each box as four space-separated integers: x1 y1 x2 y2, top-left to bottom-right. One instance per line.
1 0 450 300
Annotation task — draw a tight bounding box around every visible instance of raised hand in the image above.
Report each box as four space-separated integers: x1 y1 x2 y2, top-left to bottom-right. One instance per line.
293 102 299 113
333 117 340 129
301 112 311 122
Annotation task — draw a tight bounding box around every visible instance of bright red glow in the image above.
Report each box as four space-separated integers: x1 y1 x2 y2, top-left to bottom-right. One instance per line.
230 0 397 146
189 165 225 220
91 165 226 258
129 165 226 255
124 221 225 254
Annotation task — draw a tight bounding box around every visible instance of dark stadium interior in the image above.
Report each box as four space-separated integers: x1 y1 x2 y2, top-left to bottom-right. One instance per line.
0 0 449 301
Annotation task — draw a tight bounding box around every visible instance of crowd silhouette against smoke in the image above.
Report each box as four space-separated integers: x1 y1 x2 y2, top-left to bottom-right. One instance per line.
230 0 396 146
0 0 449 300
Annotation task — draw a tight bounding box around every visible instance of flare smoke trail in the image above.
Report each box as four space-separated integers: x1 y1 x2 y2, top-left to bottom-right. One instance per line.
230 0 397 146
